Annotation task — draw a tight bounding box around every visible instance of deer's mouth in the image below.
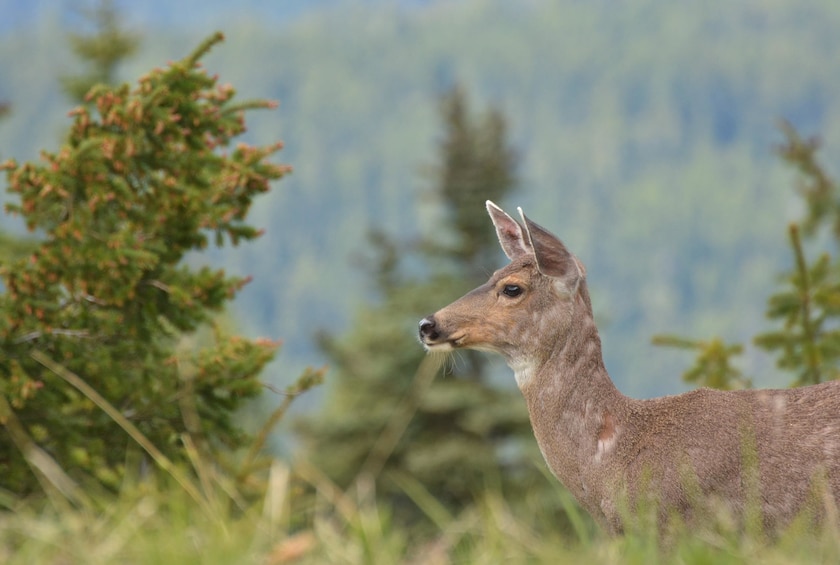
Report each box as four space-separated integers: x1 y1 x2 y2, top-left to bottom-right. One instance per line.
446 333 467 348
422 340 454 352
449 334 467 349
421 333 465 352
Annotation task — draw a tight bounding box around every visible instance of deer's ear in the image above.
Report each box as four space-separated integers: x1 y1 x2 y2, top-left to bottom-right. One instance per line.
486 200 531 260
518 208 584 285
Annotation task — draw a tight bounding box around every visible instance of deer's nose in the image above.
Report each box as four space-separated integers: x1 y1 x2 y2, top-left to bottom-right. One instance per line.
418 317 439 341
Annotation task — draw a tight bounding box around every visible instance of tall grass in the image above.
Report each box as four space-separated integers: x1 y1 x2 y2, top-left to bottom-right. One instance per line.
5 468 840 564
4 354 840 563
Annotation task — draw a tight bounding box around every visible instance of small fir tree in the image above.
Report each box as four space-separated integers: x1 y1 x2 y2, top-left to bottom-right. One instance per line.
654 122 840 389
296 86 562 527
0 33 288 494
753 125 840 385
61 0 141 104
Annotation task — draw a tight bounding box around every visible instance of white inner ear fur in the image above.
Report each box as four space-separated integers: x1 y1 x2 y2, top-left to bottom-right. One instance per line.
516 207 533 247
573 256 587 278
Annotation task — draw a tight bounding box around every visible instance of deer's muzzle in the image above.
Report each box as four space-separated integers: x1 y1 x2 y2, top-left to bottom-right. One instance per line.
418 316 440 344
419 315 459 351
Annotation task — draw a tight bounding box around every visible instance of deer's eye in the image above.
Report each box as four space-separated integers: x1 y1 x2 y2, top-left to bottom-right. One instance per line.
502 284 522 298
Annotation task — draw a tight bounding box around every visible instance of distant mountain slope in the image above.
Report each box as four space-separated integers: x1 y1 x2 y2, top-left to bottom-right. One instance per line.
2 0 840 399
0 0 430 33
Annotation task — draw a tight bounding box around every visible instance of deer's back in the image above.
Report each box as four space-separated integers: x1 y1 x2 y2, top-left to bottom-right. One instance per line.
619 380 840 530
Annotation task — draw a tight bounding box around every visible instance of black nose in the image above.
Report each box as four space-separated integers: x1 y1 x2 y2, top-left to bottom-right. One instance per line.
418 316 439 341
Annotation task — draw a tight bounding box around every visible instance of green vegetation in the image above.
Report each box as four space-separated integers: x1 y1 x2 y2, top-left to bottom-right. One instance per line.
3 1 840 562
60 0 141 104
0 33 290 495
656 123 840 390
295 86 564 531
3 460 840 563
5 1 840 400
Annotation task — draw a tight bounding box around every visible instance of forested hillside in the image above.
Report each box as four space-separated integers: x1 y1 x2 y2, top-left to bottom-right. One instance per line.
2 0 840 406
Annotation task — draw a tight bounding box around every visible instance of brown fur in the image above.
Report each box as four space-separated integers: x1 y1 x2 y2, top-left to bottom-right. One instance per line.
419 201 840 535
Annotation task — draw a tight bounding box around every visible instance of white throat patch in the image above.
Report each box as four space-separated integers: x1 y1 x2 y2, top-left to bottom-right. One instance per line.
510 357 536 388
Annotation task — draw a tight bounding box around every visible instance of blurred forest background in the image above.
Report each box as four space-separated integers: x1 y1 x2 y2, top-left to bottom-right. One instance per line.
4 0 840 415
5 0 840 560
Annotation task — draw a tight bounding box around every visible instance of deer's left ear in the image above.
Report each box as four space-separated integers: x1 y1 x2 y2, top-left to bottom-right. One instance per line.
518 208 584 287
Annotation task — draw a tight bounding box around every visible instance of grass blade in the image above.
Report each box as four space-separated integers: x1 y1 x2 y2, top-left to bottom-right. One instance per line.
31 350 212 518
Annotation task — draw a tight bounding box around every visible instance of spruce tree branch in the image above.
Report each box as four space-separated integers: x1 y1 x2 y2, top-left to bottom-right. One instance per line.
185 31 225 67
221 99 278 116
778 120 838 238
789 223 822 384
650 334 700 350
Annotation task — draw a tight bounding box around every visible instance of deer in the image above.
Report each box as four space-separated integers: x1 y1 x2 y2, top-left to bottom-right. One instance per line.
418 200 840 536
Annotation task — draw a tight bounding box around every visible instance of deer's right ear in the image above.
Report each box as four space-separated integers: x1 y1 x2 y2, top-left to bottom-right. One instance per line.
486 200 531 260
518 208 584 291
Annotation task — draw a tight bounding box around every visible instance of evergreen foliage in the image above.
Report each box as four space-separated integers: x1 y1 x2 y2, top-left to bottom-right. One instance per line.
0 33 288 494
650 335 749 390
430 87 517 279
754 126 840 385
295 87 555 526
0 103 40 269
655 123 840 389
5 2 840 400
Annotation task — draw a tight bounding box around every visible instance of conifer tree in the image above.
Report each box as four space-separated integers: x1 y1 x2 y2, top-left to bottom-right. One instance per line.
654 122 840 389
0 104 40 267
753 124 840 385
296 86 554 524
61 0 141 104
0 33 287 494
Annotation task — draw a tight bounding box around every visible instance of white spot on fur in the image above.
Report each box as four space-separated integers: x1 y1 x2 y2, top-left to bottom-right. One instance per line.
596 435 617 460
595 413 618 462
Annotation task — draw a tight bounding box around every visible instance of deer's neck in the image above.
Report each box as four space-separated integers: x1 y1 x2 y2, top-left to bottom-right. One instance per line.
515 290 622 406
512 293 631 509
517 312 625 434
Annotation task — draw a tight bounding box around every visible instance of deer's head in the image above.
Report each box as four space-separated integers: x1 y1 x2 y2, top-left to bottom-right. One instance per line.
418 201 593 387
